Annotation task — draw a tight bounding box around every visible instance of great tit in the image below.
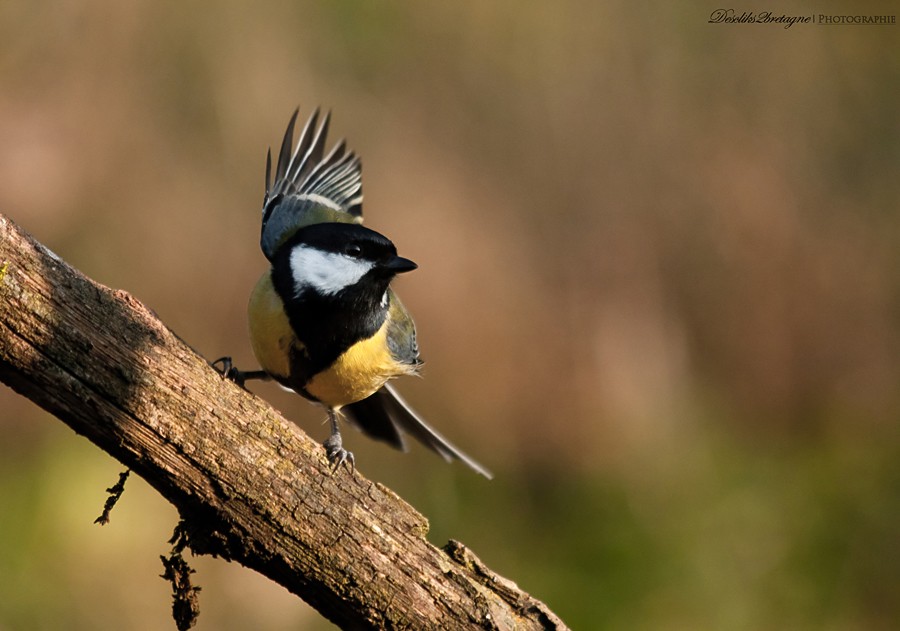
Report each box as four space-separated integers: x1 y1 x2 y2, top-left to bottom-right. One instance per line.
215 108 491 478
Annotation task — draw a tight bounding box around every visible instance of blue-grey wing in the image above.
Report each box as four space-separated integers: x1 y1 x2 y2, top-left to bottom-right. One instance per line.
260 108 364 260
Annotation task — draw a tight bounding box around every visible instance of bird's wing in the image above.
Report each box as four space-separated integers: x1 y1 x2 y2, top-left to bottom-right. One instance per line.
342 384 494 479
260 108 364 260
344 284 497 478
385 290 421 369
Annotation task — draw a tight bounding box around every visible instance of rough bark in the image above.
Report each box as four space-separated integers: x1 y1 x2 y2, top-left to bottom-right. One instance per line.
0 212 568 630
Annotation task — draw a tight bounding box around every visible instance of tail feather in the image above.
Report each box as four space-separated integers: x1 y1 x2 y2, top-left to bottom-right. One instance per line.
341 388 406 450
343 384 493 479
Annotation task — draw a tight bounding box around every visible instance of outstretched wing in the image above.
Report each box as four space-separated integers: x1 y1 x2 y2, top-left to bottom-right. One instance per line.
343 384 493 479
260 108 364 260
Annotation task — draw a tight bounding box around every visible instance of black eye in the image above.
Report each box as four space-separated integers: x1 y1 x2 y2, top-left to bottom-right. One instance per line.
344 243 362 257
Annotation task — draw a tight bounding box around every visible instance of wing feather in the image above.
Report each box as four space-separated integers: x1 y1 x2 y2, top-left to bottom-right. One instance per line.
260 108 364 260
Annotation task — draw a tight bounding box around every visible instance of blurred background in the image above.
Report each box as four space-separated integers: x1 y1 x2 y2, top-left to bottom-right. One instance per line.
1 1 898 629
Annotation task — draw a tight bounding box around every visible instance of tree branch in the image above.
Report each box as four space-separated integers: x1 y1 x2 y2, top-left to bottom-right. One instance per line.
0 212 567 630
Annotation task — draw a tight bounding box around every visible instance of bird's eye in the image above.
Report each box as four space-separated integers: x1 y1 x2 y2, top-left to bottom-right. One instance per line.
344 244 362 257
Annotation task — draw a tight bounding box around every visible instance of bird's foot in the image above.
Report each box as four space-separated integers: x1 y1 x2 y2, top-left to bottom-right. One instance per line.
323 431 355 474
211 357 269 390
211 356 244 386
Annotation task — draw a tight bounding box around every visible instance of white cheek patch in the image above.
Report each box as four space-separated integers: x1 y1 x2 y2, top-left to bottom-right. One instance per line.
290 246 374 296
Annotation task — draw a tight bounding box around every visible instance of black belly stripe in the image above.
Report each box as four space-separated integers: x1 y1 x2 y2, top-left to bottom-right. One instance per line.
271 246 391 388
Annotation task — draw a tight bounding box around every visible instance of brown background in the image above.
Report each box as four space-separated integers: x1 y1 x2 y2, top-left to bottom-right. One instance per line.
1 2 898 629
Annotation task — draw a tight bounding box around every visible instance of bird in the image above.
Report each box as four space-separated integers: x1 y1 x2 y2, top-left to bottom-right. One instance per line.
214 108 492 479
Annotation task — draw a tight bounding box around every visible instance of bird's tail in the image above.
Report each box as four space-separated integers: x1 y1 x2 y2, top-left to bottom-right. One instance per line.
342 384 493 479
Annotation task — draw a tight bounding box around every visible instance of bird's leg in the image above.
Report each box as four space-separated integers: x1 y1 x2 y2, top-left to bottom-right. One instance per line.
322 409 355 473
211 356 271 390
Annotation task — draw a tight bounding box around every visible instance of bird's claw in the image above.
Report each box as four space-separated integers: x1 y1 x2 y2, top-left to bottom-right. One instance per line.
323 433 355 474
211 357 247 389
211 356 234 377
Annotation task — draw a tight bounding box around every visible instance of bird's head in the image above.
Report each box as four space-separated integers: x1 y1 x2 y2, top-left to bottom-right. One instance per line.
277 223 416 302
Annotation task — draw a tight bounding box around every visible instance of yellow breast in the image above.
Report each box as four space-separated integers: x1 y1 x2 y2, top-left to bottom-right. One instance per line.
305 320 417 409
248 269 416 409
248 271 296 380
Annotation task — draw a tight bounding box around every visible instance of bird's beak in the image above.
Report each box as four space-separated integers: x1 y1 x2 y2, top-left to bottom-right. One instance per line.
385 256 418 274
